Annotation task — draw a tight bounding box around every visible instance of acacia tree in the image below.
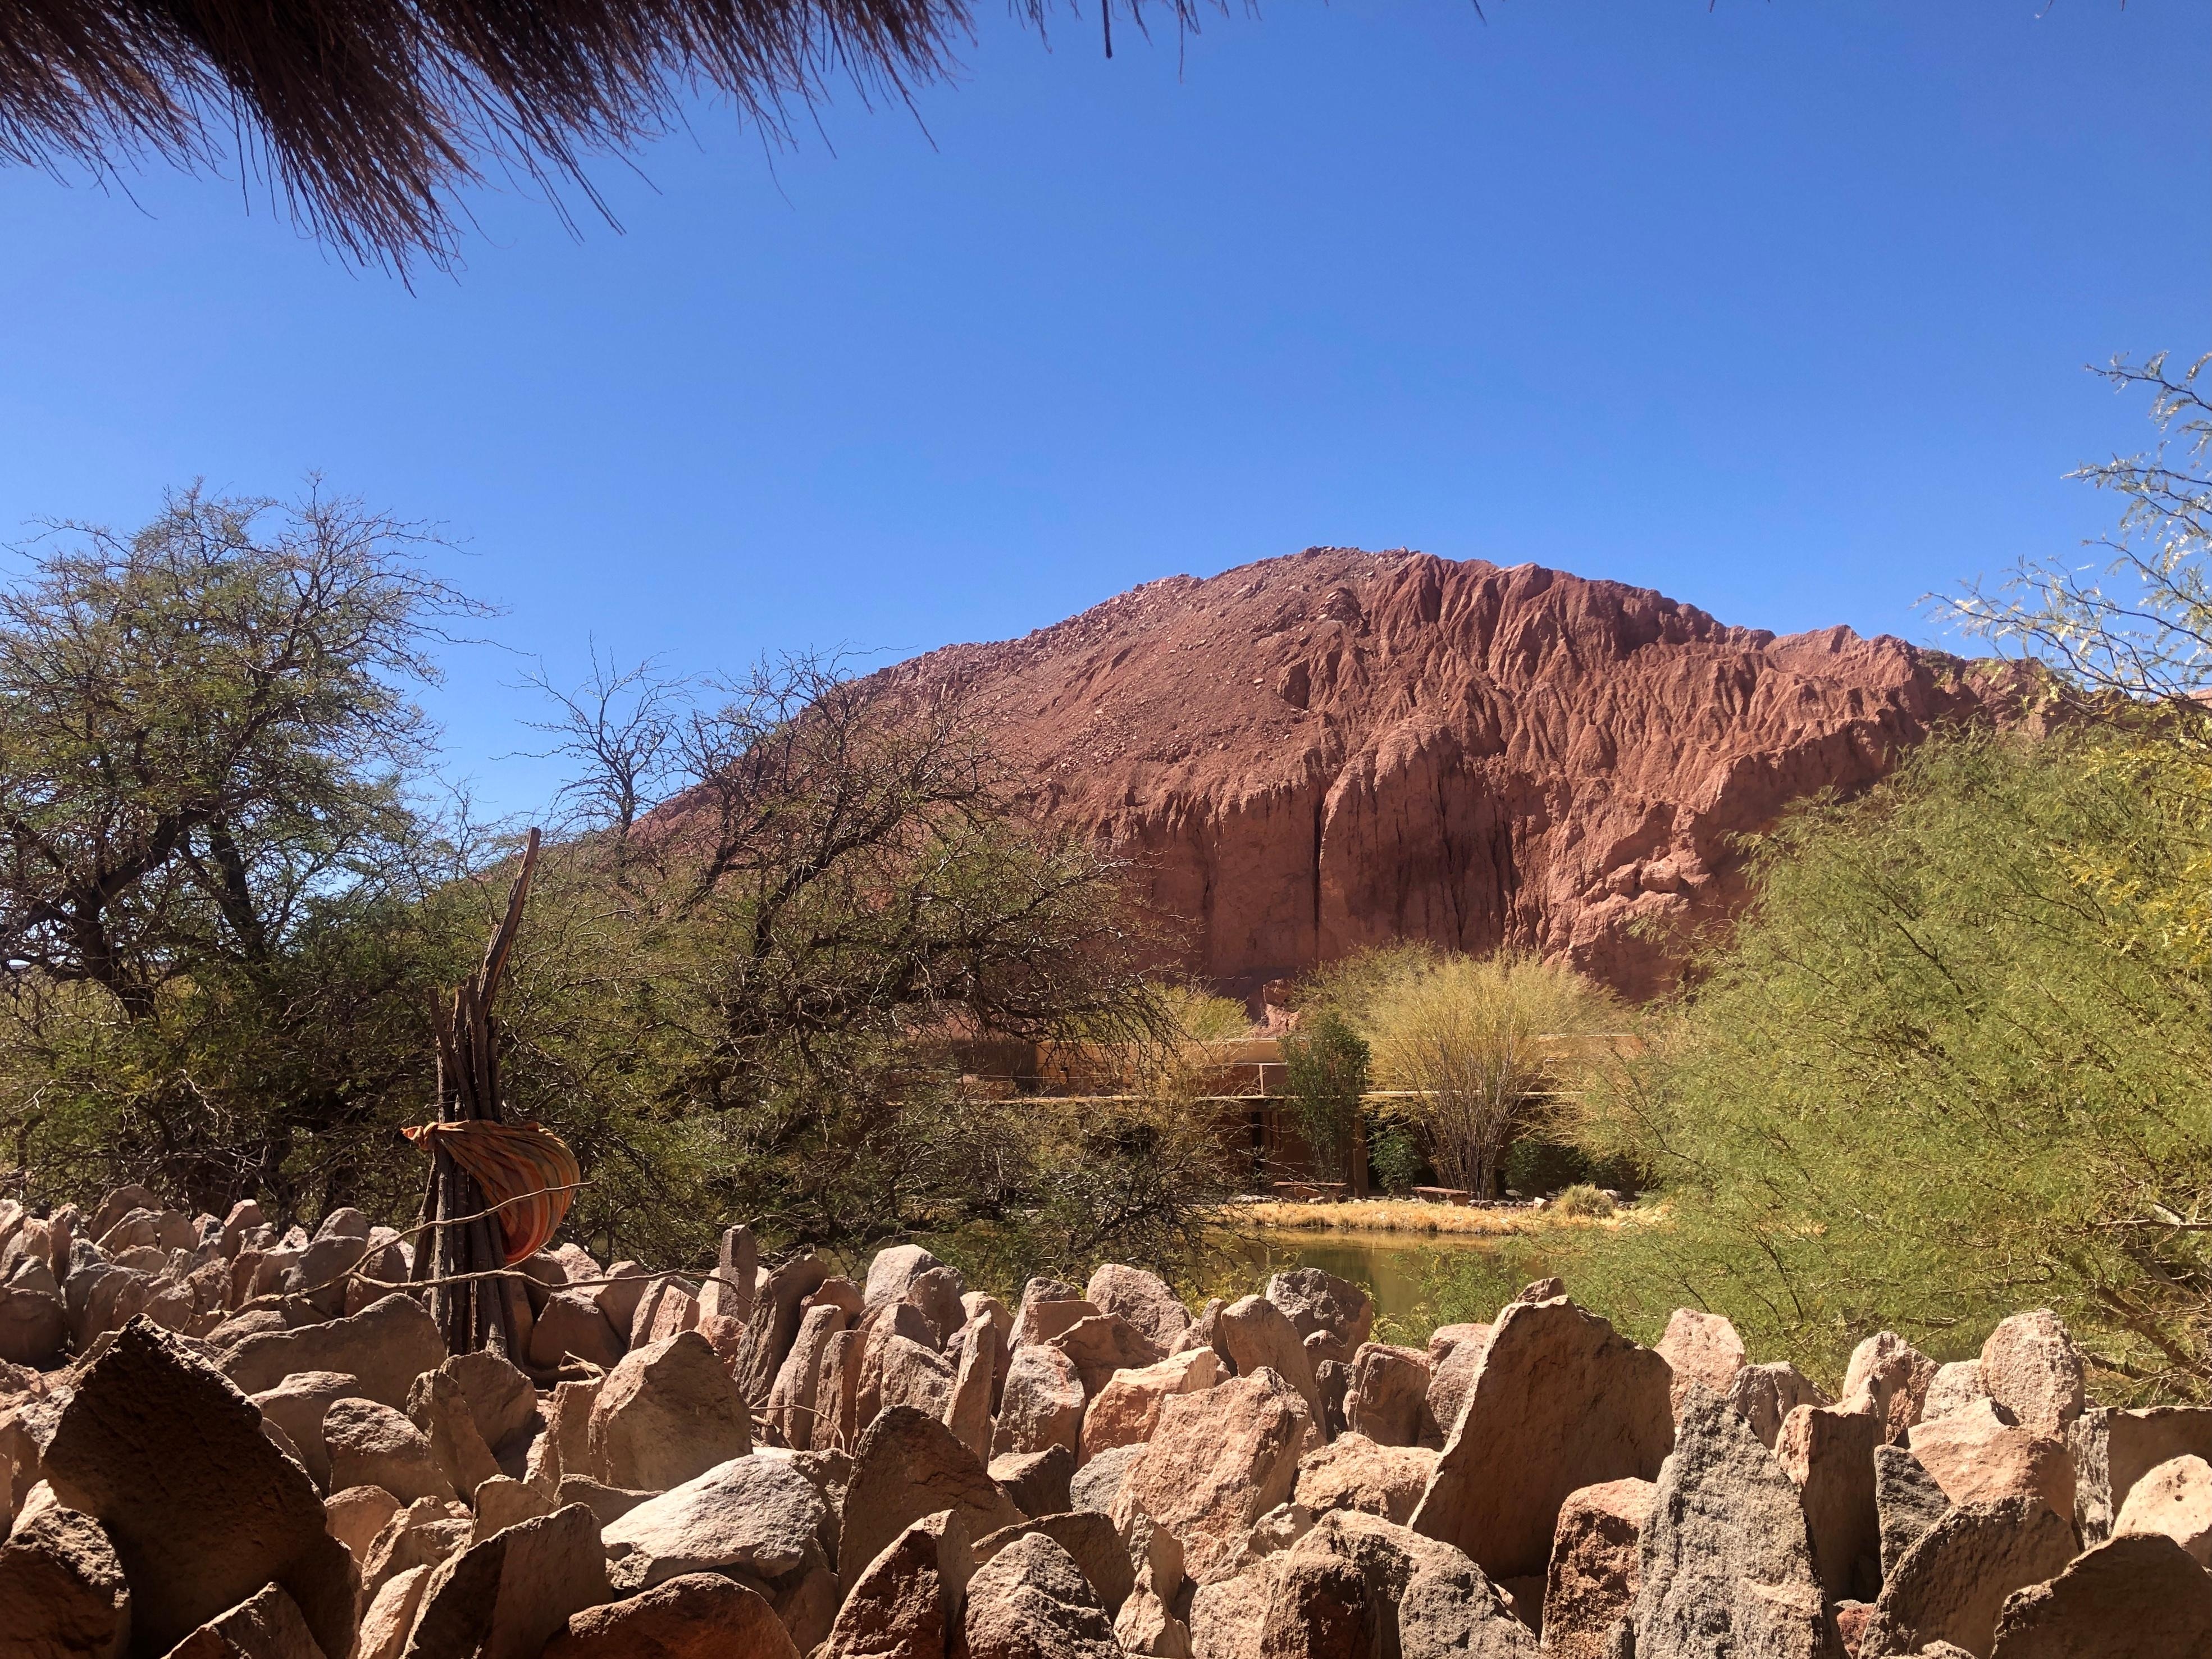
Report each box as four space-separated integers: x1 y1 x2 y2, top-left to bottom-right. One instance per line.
0 484 487 1216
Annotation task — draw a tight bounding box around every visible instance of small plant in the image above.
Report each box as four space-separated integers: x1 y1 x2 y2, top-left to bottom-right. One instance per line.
1366 1119 1426 1193
1279 1011 1370 1185
1553 1183 1616 1219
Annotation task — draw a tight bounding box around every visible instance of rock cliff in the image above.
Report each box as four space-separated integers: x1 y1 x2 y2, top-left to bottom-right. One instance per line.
882 548 2019 1001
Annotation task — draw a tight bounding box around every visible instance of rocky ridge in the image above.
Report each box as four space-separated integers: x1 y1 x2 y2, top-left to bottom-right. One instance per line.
878 549 2024 999
6 1186 2209 1658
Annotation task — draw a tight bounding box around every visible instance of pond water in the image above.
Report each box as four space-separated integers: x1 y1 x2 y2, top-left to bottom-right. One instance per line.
1207 1227 1557 1341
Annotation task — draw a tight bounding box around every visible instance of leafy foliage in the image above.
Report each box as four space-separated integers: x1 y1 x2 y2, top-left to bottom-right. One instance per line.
1278 1011 1369 1185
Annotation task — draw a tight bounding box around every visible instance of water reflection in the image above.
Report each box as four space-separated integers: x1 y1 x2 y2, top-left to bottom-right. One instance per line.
1207 1227 1555 1341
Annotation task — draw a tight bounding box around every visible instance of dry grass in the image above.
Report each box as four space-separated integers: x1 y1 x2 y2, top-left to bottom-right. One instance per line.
1219 1197 1665 1238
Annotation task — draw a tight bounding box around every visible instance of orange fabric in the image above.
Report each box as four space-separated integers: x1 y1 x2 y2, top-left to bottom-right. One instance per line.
402 1120 580 1264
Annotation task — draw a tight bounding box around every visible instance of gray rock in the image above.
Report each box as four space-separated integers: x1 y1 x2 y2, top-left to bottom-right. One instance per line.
1875 1442 1951 1581
588 1329 752 1492
2068 1404 2212 1545
43 1318 357 1659
1723 1360 1830 1450
1857 1497 2078 1659
1069 1441 1143 1515
599 1453 829 1593
1629 1384 1835 1659
1264 1269 1375 1365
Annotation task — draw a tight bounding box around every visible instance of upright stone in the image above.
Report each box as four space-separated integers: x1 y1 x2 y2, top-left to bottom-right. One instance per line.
992 1341 1086 1459
842 1406 1025 1596
1263 1269 1374 1365
1653 1308 1747 1415
1855 1497 2077 1659
1112 1369 1311 1585
1084 1264 1193 1353
1541 1479 1653 1659
1988 1533 2211 1659
963 1532 1118 1659
2068 1405 2212 1544
399 1502 608 1659
1875 1443 1952 1581
1345 1343 1433 1448
1629 1384 1834 1659
1260 1509 1535 1658
822 1510 973 1659
1410 1297 1673 1580
696 1225 759 1323
1214 1295 1323 1428
589 1330 752 1492
1726 1361 1831 1451
1841 1332 1938 1448
0 1504 131 1659
1779 1402 1882 1602
1978 1312 2085 1437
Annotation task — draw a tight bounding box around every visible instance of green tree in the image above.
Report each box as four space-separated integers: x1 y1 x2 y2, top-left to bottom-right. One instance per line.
1279 1011 1369 1186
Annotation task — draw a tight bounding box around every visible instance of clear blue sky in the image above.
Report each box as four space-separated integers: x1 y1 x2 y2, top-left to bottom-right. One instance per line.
1 2 2204 818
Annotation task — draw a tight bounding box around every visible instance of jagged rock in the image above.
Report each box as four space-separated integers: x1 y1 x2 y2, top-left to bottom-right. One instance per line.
408 1369 500 1500
592 1262 651 1336
1923 1361 1989 1425
547 1570 800 1658
1345 1343 1432 1447
1988 1532 2211 1659
1293 1432 1437 1526
589 1330 752 1492
878 1333 958 1419
1721 1365 1830 1454
1261 1508 1536 1658
2068 1405 2212 1544
468 1474 555 1546
1264 1269 1374 1368
163 1583 322 1659
554 1475 654 1528
963 1531 1118 1659
250 1371 362 1489
2113 1453 2212 1566
1015 1299 1101 1353
1841 1332 1939 1448
630 1279 700 1348
863 1245 944 1314
1856 1497 2077 1659
822 1509 971 1659
1084 1264 1193 1353
1411 1297 1672 1580
993 1342 1086 1459
1068 1442 1142 1515
843 1406 1026 1594
1115 1512 1193 1657
1908 1400 2074 1521
1214 1295 1323 1428
1079 1348 1216 1461
765 1303 849 1451
976 1510 1133 1614
1050 1312 1163 1397
400 1502 608 1659
1422 1329 1490 1448
1114 1368 1311 1584
326 1396 457 1505
947 1309 1001 1461
0 1282 65 1368
42 1319 356 1659
1875 1442 1951 1581
327 1483 403 1560
357 1564 433 1659
1629 1385 1832 1659
905 1266 968 1348
1653 1309 1747 1416
696 1225 760 1325
1187 1557 1280 1659
600 1453 828 1594
222 1292 446 1410
1978 1312 2085 1437
738 1253 833 1407
532 1378 599 1494
1010 1279 1087 1346
359 1496 469 1607
0 1503 130 1659
441 1350 538 1456
992 1445 1075 1518
1780 1401 1882 1602
1540 1478 1652 1659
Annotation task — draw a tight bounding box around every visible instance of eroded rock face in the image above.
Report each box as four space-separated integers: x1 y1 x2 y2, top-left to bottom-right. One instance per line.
589 1330 752 1493
1857 1497 2078 1659
994 1342 1086 1460
2112 1453 2212 1567
975 1511 1133 1615
963 1531 1119 1659
0 1503 131 1659
1629 1385 1834 1659
1989 1532 2212 1659
1540 1478 1653 1659
1345 1343 1432 1448
1875 1443 1951 1581
43 1319 357 1659
1908 1400 2074 1523
1841 1332 1939 1448
1114 1369 1312 1585
1080 1348 1217 1462
599 1454 828 1594
844 1406 1027 1596
1724 1361 1830 1451
866 549 2018 999
1411 1297 1672 1580
2068 1405 2212 1545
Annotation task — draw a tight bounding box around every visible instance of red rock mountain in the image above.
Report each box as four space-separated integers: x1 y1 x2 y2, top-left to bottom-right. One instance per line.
883 549 2017 1001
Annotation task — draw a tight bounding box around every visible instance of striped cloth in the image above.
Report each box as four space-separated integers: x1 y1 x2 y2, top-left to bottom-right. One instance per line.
402 1120 581 1264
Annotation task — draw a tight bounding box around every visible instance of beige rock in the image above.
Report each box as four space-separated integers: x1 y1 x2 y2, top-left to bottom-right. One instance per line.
863 1245 945 1314
843 1405 1026 1597
163 1582 323 1659
1344 1342 1432 1448
1841 1331 1939 1447
1050 1311 1164 1397
992 1446 1077 1519
1425 1323 1488 1366
43 1320 356 1659
905 1265 968 1348
357 1563 433 1659
251 1370 363 1489
1923 1361 1989 1425
1293 1431 1436 1526
946 1309 1002 1462
1214 1295 1323 1429
400 1502 609 1659
2068 1404 2212 1544
2113 1453 2211 1567
695 1225 759 1324
599 1453 827 1595
1653 1308 1747 1415
1857 1496 2077 1659
1724 1360 1832 1451
814 1329 863 1455
221 1292 445 1411
1411 1297 1672 1581
360 1495 469 1607
0 1503 130 1659
1990 1532 2211 1659
963 1531 1118 1659
589 1330 752 1493
736 1252 832 1408
553 1475 654 1529
327 1482 403 1560
993 1341 1086 1459
1015 1298 1101 1352
764 1302 847 1451
1978 1312 2085 1437
1423 1328 1491 1448
1084 1264 1193 1353
630 1279 700 1348
440 1350 538 1456
822 1509 972 1659
1780 1401 1882 1602
1187 1558 1280 1659
536 1378 599 1494
1262 1508 1535 1658
1009 1278 1084 1343
1079 1348 1216 1462
548 1569 800 1659
468 1474 555 1546
878 1333 957 1420
408 1368 501 1500
1113 1368 1311 1585
856 1302 938 1430
1909 1400 2074 1523
591 1262 651 1336
1264 1269 1374 1367
325 1395 457 1505
1541 1478 1653 1659
975 1510 1133 1614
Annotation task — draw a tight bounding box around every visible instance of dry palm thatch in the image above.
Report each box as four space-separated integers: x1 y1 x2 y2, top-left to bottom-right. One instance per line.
0 0 1222 267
